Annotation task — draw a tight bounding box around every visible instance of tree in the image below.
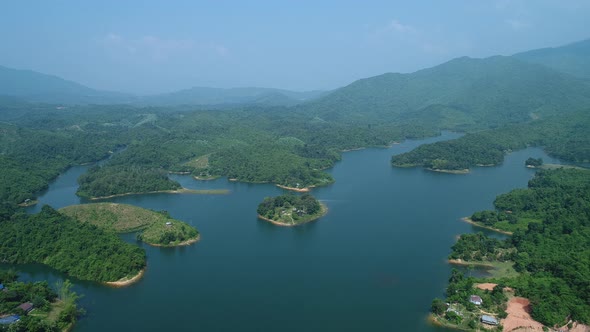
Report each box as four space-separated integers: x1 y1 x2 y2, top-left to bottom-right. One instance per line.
431 298 447 315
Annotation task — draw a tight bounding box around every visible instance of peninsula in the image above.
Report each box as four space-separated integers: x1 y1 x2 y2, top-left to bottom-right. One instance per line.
257 193 327 226
60 203 200 247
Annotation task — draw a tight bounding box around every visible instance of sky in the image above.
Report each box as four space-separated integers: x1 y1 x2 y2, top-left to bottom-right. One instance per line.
1 0 589 94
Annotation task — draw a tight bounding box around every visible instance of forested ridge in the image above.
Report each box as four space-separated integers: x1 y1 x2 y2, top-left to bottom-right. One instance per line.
440 168 590 326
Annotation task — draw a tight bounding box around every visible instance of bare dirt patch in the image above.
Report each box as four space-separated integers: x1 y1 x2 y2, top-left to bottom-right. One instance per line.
502 297 544 332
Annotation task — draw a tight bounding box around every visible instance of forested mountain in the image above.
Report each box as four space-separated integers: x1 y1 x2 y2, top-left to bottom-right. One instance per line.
138 86 326 106
301 55 590 129
0 65 325 106
0 65 131 104
514 39 590 80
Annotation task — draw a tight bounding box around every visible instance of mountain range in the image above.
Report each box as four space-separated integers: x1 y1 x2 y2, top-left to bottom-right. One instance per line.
0 39 589 118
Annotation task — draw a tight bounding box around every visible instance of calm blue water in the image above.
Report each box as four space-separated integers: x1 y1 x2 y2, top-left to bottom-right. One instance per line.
17 132 562 332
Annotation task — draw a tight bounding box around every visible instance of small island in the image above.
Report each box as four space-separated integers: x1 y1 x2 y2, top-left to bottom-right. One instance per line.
60 203 200 247
257 193 327 226
525 157 543 168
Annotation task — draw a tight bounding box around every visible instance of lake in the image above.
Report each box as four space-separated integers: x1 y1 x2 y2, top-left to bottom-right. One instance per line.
18 132 561 331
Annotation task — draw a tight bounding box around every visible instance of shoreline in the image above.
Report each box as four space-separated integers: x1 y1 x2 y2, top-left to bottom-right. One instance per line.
146 234 200 247
104 268 146 287
276 184 314 192
258 203 328 227
18 200 39 207
461 217 513 235
88 188 229 200
447 258 494 268
193 175 220 181
426 167 470 174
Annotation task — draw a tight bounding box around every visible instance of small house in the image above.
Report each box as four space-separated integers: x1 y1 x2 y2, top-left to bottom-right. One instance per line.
17 302 33 314
165 222 172 226
481 315 498 325
469 295 483 306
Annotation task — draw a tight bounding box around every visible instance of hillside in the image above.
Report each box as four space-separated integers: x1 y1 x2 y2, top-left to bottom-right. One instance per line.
303 56 590 129
514 39 590 80
0 65 131 104
139 86 326 106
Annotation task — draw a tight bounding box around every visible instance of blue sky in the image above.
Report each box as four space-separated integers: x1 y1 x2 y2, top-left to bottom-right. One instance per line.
1 0 589 94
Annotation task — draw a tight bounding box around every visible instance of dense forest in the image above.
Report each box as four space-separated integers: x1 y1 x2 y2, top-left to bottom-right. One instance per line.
257 193 324 225
0 205 146 282
0 270 82 332
438 168 590 326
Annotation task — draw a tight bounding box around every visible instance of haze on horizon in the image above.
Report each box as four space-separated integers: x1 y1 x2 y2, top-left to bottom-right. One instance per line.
1 0 589 95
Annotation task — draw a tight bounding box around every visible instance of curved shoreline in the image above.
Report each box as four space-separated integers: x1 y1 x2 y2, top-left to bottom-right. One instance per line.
104 268 146 287
258 203 328 227
146 234 200 247
276 184 313 192
461 217 513 235
88 188 229 200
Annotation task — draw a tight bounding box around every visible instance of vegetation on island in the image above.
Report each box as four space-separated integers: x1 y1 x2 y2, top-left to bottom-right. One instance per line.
60 203 199 247
432 168 590 329
525 157 543 167
0 270 83 332
0 205 146 283
76 166 181 199
392 111 590 171
257 193 326 226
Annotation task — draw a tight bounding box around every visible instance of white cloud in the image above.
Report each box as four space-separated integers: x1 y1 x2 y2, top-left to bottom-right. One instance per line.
101 33 229 62
505 19 531 30
384 19 416 34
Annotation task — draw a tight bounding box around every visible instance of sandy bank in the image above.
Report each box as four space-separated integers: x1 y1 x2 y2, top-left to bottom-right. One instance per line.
89 188 228 200
461 217 514 235
426 168 470 174
276 184 313 192
104 268 145 287
18 200 38 207
447 258 494 268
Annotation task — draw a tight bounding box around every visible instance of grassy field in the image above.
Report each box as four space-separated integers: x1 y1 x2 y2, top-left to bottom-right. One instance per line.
450 260 519 279
60 203 199 246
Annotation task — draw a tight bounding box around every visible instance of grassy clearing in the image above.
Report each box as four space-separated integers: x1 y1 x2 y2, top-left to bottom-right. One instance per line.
60 203 199 246
184 154 210 169
450 260 519 279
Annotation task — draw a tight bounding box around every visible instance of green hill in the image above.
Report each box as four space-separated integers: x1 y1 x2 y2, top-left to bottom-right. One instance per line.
139 86 326 106
0 65 131 104
303 55 590 129
514 39 590 80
